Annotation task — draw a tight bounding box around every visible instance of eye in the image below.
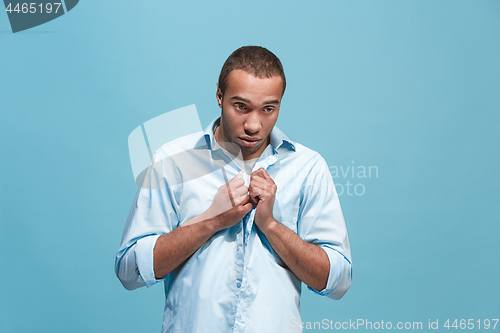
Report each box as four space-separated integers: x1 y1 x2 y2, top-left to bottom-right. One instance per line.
264 107 275 113
234 104 246 110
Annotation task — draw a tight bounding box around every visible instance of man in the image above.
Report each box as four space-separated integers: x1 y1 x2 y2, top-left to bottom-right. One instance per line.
115 46 352 332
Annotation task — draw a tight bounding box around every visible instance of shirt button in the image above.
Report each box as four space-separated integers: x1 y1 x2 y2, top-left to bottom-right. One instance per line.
237 282 241 288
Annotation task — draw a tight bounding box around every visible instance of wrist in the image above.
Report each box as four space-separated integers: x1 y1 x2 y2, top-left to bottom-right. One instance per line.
258 217 279 235
197 209 219 232
209 213 232 233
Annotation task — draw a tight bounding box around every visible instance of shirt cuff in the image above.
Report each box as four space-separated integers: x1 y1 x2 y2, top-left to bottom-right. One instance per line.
307 245 352 300
135 234 164 288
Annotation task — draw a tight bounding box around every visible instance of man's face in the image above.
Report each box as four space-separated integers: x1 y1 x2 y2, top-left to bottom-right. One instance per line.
216 69 283 160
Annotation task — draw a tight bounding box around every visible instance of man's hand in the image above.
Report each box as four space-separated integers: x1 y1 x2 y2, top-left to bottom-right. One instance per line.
155 171 252 279
248 168 329 291
249 168 277 231
208 171 248 215
183 171 252 230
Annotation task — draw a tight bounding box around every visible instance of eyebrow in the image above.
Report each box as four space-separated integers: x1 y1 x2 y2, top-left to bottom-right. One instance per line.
230 96 280 105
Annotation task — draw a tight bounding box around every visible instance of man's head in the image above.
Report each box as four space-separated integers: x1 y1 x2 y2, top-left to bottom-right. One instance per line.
216 46 286 160
217 46 286 98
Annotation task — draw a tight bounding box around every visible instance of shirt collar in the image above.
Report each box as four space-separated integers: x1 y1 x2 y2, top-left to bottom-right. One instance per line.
202 116 296 153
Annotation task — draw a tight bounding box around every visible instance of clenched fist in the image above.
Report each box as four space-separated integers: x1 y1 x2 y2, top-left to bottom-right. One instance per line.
205 171 253 230
249 168 277 231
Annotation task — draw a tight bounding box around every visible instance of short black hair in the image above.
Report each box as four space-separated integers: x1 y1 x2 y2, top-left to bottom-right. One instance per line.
218 46 286 97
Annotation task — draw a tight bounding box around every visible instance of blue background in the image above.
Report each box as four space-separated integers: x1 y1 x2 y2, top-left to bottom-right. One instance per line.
1 1 499 332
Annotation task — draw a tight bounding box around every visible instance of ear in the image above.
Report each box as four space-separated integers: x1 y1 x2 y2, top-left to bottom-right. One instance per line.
216 83 223 109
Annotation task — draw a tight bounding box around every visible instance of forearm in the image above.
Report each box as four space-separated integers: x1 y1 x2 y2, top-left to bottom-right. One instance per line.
153 211 219 279
260 220 330 291
153 199 252 279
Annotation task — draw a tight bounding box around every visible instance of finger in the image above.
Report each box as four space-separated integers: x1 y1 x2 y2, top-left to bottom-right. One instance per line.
249 178 268 191
250 187 271 199
241 201 253 214
230 178 245 191
249 195 259 205
249 175 266 184
249 180 275 198
229 171 244 185
259 168 273 182
250 174 264 185
251 171 276 194
234 195 252 213
231 171 243 180
233 185 249 198
253 168 273 184
237 194 251 206
251 169 263 176
248 178 267 191
249 186 263 200
249 189 260 203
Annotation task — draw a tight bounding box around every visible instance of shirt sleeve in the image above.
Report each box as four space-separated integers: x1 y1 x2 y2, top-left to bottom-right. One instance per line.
297 154 352 300
115 153 179 290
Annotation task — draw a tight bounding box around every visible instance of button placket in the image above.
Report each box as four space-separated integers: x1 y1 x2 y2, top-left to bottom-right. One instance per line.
233 218 246 332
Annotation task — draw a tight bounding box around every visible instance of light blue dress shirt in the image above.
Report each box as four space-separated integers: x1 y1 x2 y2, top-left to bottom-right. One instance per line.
115 117 352 333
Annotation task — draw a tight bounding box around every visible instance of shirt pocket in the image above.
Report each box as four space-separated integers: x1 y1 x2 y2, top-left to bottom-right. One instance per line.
273 199 299 233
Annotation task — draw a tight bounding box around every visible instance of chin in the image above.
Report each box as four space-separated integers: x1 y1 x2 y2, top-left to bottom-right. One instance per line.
240 144 262 156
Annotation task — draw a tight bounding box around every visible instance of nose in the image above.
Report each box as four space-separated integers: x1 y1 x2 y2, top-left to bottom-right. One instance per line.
244 112 261 135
